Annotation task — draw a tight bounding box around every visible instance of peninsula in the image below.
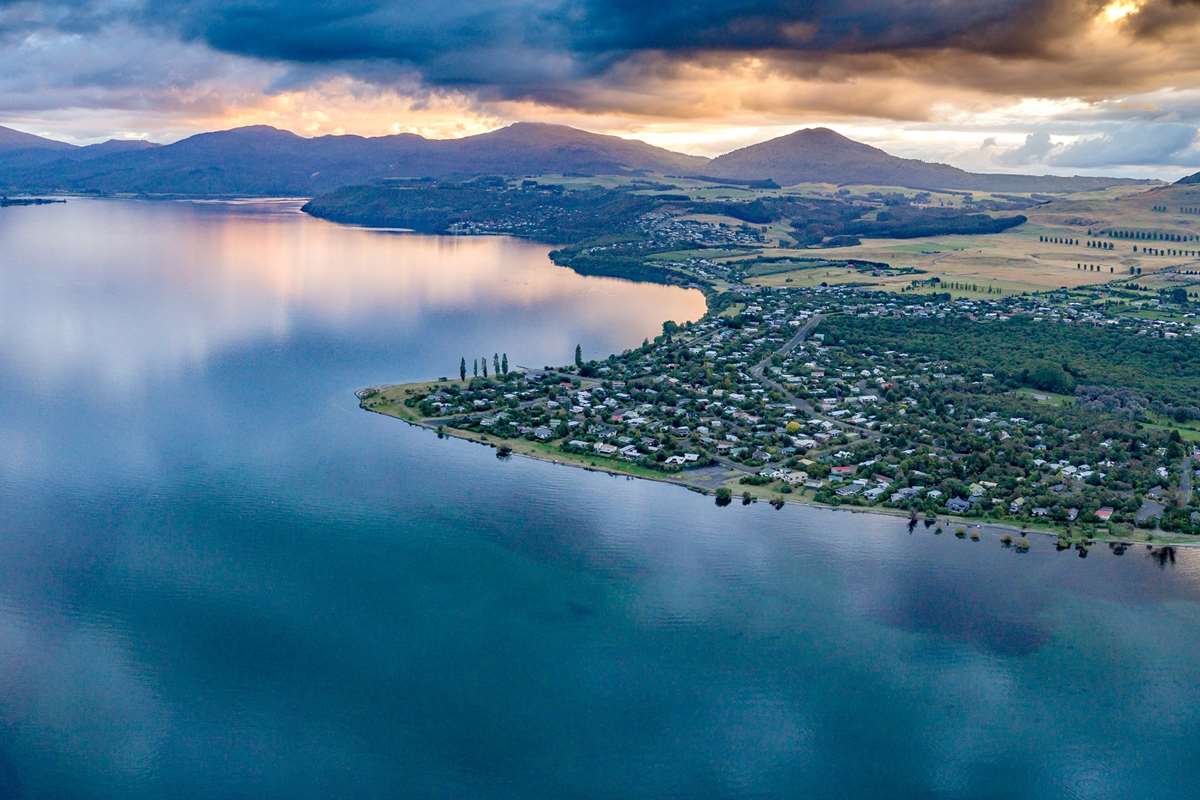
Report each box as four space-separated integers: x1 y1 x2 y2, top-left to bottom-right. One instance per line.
363 283 1200 547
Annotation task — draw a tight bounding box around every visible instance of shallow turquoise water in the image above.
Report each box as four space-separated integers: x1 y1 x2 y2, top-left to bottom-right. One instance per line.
1 199 1198 799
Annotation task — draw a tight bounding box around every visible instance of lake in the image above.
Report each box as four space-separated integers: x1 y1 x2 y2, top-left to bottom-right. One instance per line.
1 198 1198 799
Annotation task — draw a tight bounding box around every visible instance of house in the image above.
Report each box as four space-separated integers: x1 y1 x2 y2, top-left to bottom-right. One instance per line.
890 486 923 502
946 497 972 514
1095 506 1114 522
863 486 889 502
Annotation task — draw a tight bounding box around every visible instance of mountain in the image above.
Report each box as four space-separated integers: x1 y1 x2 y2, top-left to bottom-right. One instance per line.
0 122 706 196
1177 171 1200 185
0 125 75 153
0 121 1148 197
0 129 159 176
707 128 1148 193
444 123 705 175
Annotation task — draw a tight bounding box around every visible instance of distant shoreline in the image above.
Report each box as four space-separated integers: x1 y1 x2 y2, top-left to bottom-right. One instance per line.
0 197 65 207
359 384 1198 550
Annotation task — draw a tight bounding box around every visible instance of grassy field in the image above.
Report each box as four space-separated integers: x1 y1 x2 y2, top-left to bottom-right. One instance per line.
647 247 756 261
748 266 880 288
749 184 1200 295
518 174 1200 299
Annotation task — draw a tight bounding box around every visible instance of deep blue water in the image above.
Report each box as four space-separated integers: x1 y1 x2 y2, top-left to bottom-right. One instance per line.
1 198 1199 799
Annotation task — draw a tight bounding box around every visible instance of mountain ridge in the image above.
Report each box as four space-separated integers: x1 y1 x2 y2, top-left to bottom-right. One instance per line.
0 125 77 153
0 121 1153 196
706 127 1143 193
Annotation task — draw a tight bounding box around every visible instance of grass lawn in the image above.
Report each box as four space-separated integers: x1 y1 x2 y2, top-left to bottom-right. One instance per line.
1142 416 1200 442
360 379 468 421
1011 387 1077 406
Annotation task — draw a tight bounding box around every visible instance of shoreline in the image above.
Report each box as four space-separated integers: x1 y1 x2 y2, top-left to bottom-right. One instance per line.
359 386 1199 549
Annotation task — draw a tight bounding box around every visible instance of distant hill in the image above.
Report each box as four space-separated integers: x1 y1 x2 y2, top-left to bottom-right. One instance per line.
706 128 1150 193
0 120 1150 196
437 123 706 176
0 122 706 196
1177 171 1200 185
72 139 160 158
0 130 159 175
0 125 75 153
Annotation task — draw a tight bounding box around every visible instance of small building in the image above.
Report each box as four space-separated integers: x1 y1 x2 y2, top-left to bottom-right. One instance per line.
946 497 972 514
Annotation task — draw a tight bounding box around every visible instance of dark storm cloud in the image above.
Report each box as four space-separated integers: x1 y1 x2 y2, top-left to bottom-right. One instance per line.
8 0 1200 113
5 0 1200 172
126 0 1105 100
1129 0 1200 36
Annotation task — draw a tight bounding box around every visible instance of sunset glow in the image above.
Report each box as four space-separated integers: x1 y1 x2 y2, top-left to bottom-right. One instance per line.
1103 1 1140 22
1 1 1198 178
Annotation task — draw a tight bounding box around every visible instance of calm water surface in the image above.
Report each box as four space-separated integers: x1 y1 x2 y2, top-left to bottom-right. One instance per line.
1 199 1198 799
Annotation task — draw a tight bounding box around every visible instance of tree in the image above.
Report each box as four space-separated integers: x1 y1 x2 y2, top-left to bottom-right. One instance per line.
473 358 479 377
460 357 467 382
575 343 583 369
501 353 509 374
482 356 488 378
1028 361 1075 395
493 353 500 375
1169 287 1189 305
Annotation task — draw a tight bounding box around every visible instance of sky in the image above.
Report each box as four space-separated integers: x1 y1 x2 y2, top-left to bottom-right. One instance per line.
2 0 1200 179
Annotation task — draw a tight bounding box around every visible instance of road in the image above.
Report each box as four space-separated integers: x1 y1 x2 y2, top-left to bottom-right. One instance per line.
1179 454 1194 507
749 315 822 415
445 311 877 472
747 314 881 449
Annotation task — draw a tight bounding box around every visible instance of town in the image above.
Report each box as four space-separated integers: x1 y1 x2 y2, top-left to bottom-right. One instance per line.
362 284 1200 544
